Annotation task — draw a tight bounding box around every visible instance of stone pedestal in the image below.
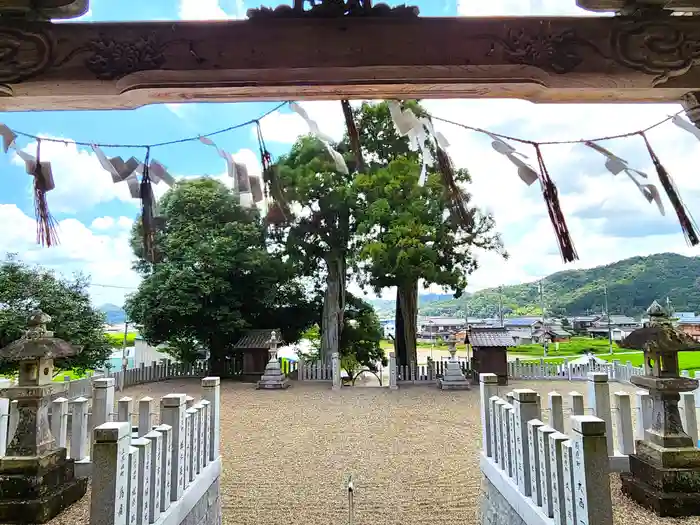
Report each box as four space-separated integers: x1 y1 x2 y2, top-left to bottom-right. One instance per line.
0 448 88 523
621 375 700 517
256 357 290 390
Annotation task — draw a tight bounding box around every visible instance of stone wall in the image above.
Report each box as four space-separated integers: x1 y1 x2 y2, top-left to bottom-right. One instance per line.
480 476 526 525
180 477 221 525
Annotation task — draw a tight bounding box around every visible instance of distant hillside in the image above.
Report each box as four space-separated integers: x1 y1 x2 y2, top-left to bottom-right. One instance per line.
100 303 126 324
367 294 454 319
370 253 700 319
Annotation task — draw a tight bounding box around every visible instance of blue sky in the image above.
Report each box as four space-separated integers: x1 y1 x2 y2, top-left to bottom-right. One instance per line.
2 0 700 307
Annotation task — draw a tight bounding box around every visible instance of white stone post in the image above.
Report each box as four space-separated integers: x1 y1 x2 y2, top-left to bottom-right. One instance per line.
508 405 516 480
185 396 195 410
562 440 576 525
389 353 398 390
185 407 195 484
90 422 131 525
479 373 498 458
127 444 140 525
202 377 220 461
160 394 186 501
93 377 116 427
144 430 163 524
537 425 557 518
298 355 306 381
0 397 9 456
512 389 539 496
549 432 569 525
138 397 153 437
548 392 564 433
495 399 507 468
527 419 545 505
118 397 134 426
51 397 69 449
331 352 342 390
70 396 89 461
200 400 211 468
489 396 501 465
681 391 699 444
570 391 584 416
587 372 614 457
154 424 172 513
614 391 634 455
501 402 513 477
635 390 652 440
571 415 614 525
193 403 203 475
131 437 151 525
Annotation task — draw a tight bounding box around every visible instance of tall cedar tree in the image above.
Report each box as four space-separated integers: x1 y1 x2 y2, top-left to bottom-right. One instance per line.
270 135 356 361
353 101 503 365
0 254 111 375
125 178 318 373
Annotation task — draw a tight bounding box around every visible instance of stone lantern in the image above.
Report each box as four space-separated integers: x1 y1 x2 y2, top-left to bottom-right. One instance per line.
620 300 700 517
437 334 470 390
0 310 88 523
256 330 290 390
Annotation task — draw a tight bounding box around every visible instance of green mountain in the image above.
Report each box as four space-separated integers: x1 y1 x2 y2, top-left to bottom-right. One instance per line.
100 303 126 324
376 253 700 319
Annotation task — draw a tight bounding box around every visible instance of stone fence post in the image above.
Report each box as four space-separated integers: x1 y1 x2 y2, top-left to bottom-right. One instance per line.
90 422 131 525
93 377 116 428
587 372 613 457
479 373 498 458
160 394 186 502
389 353 398 390
332 352 342 391
202 377 221 461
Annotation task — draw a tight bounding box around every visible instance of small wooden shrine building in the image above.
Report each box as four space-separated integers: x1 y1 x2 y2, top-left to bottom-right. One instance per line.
466 327 511 386
231 329 280 382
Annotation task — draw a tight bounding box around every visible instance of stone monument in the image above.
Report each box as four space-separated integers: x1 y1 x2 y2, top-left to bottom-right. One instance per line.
620 300 700 517
256 331 290 390
437 335 470 391
0 310 88 523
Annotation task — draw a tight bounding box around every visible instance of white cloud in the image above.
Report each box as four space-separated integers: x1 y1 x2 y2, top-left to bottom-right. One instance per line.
0 205 140 306
91 216 135 231
178 0 240 20
457 0 602 16
258 102 349 144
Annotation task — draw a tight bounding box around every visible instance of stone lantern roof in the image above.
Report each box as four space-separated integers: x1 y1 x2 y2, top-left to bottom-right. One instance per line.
620 301 699 353
0 310 81 363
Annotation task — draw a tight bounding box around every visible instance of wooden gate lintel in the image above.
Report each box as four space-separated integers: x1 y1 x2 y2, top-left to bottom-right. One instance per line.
3 15 700 111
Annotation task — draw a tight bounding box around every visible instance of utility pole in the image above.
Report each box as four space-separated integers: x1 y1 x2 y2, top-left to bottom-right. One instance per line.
465 301 471 363
539 280 548 356
603 283 613 355
498 286 504 327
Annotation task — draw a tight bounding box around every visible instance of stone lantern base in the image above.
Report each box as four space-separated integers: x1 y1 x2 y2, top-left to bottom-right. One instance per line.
256 358 290 390
0 448 88 523
437 361 471 391
621 441 700 517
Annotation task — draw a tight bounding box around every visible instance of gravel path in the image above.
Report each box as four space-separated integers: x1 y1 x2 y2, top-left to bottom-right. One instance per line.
45 379 700 525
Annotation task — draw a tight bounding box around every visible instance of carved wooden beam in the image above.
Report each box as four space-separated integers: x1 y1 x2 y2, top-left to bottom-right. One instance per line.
4 15 700 111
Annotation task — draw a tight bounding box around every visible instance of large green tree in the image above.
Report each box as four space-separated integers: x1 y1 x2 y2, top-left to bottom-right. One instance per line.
270 135 356 361
125 178 318 372
353 101 503 365
0 254 111 375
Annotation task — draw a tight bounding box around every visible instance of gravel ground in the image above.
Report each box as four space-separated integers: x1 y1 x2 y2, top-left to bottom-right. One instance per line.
45 379 700 525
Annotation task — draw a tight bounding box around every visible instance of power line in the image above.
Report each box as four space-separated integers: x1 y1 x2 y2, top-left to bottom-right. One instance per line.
87 283 138 290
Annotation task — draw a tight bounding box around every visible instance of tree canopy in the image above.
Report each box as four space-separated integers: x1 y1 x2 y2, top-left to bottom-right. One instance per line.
124 178 318 369
0 254 111 375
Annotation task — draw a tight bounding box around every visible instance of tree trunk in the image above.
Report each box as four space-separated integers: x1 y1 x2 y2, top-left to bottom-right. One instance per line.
397 280 418 366
394 290 408 366
321 256 344 361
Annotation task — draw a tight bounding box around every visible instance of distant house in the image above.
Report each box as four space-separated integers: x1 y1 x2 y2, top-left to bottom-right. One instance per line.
676 313 700 341
587 315 640 339
379 319 396 338
417 317 467 341
503 318 543 345
570 315 600 334
531 328 572 343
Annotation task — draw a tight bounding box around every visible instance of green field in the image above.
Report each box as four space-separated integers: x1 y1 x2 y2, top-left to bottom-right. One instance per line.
518 351 700 376
508 337 633 357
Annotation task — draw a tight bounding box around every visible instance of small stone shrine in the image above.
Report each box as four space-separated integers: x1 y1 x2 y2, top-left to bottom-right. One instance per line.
0 310 88 523
256 330 290 390
437 335 470 391
620 300 700 517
